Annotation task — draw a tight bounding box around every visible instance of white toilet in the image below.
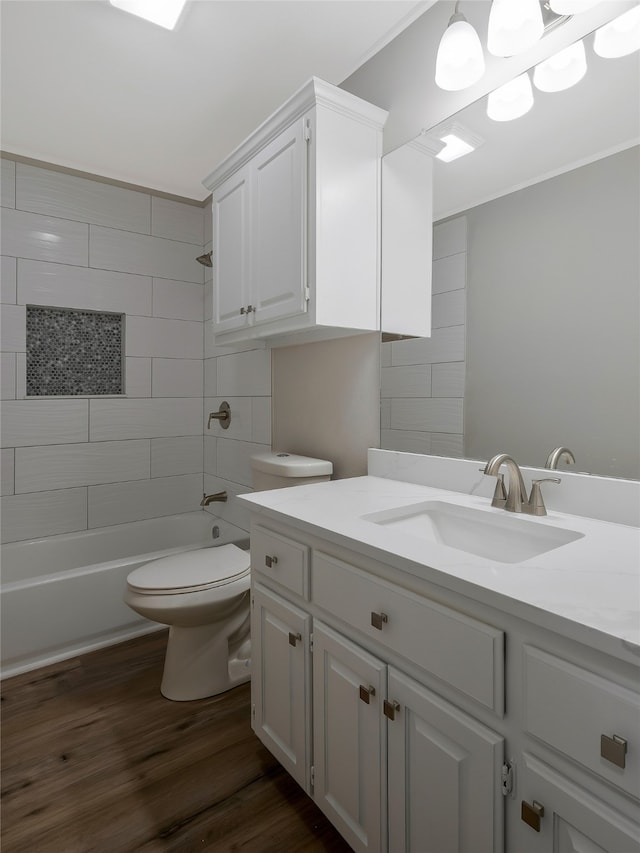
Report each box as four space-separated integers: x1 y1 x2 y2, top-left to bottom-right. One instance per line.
124 451 332 701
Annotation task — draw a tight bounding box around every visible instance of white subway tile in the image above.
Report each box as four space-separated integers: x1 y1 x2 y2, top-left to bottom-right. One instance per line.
204 280 213 322
1 487 87 543
204 435 217 476
0 209 88 265
430 433 464 458
380 429 432 455
15 353 26 398
1 352 16 399
252 397 272 445
432 252 466 295
391 398 464 434
90 226 203 283
18 260 152 315
14 439 150 493
206 396 251 441
0 305 25 352
16 164 151 233
151 197 204 245
126 316 203 359
432 362 465 398
1 400 88 447
88 473 202 528
1 449 15 495
1 159 16 208
152 358 203 398
433 216 467 260
217 348 272 397
152 279 204 321
392 325 465 366
1 256 17 303
125 357 152 397
381 365 431 399
432 289 465 329
216 438 270 487
89 397 202 441
151 436 203 478
203 473 251 532
204 358 217 397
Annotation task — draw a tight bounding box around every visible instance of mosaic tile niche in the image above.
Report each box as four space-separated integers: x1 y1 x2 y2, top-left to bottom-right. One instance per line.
26 305 124 396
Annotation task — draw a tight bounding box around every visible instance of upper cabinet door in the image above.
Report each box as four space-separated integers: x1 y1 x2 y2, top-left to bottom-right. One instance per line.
251 118 307 327
212 163 251 333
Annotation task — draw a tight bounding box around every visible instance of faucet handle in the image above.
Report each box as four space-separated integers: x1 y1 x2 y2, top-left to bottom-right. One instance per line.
480 467 507 508
527 477 561 517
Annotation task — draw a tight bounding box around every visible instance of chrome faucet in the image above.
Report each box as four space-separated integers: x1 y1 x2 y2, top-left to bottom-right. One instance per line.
483 454 528 512
545 446 576 469
200 491 227 506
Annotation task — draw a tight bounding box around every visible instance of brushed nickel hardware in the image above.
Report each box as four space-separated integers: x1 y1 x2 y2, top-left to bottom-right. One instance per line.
383 699 400 720
371 611 388 630
265 555 278 568
501 762 514 797
483 454 528 512
207 401 231 430
359 684 376 704
200 491 227 506
240 305 254 315
527 477 560 516
545 446 576 469
601 734 627 769
196 251 213 267
521 800 544 832
480 467 507 508
288 632 302 647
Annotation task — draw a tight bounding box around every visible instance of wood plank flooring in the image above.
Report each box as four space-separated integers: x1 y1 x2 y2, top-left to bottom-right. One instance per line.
1 631 352 852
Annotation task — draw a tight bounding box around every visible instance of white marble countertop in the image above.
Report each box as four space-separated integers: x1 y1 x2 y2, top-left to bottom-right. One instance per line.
239 475 640 665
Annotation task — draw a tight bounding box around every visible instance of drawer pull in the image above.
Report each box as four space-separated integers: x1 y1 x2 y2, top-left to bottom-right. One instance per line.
265 555 278 568
383 699 400 721
601 734 627 769
371 611 388 630
288 632 302 647
359 685 376 704
521 800 544 832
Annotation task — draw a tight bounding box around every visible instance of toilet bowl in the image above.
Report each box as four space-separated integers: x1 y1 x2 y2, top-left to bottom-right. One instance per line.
125 452 332 701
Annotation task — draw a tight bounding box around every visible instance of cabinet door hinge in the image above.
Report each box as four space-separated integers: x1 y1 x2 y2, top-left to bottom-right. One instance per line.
304 285 311 302
251 703 256 720
501 760 515 798
309 632 314 653
304 119 312 143
310 765 315 788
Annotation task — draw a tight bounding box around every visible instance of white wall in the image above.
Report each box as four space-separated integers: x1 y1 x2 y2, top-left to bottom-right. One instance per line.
0 158 207 543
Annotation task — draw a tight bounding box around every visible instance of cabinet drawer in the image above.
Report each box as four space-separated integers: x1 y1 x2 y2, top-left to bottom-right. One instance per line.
251 524 309 598
312 551 504 714
523 645 640 799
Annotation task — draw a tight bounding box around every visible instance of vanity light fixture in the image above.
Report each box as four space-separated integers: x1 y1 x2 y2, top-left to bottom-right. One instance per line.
487 0 544 57
433 121 485 162
533 38 587 91
435 2 485 91
487 72 535 121
593 5 640 58
109 0 188 30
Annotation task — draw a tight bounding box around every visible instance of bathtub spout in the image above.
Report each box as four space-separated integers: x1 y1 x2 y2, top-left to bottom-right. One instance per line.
200 491 228 506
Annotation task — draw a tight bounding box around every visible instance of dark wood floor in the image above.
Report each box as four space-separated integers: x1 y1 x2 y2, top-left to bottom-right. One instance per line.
1 631 352 852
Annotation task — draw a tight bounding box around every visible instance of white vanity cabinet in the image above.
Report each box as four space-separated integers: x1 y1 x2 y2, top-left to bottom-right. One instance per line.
203 77 388 346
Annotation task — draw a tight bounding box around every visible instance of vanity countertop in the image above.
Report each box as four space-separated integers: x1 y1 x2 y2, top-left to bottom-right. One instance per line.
239 475 640 665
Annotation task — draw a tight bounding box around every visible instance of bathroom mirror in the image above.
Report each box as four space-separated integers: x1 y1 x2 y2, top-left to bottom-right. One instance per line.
380 37 640 480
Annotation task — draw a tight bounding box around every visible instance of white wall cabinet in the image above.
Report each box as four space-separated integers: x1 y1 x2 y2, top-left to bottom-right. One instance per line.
203 77 389 347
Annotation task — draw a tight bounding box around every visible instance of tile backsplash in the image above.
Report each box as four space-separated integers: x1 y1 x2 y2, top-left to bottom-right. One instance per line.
0 157 271 542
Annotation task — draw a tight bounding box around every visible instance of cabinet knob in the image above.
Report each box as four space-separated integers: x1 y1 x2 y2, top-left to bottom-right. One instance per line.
359 684 376 704
288 632 302 647
521 800 545 832
601 734 627 769
265 555 278 568
383 699 400 721
371 611 388 630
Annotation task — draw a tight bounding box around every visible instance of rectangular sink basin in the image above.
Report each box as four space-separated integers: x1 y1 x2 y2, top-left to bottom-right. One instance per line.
362 501 584 564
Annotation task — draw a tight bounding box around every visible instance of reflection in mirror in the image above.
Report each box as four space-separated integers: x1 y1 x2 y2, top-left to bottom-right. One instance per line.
380 38 639 479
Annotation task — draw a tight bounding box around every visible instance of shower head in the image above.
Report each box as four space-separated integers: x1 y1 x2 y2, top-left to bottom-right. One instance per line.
196 251 213 268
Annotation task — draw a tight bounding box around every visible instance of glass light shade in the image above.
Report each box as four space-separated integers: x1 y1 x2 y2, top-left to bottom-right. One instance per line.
435 16 485 90
487 73 535 121
487 0 544 56
548 0 601 13
533 40 587 92
593 6 640 58
109 0 187 30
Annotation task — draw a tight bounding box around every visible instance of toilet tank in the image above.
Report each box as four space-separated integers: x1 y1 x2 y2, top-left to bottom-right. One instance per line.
250 452 332 491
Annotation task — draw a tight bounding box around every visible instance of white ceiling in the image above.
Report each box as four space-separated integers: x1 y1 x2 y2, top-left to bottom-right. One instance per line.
0 0 430 201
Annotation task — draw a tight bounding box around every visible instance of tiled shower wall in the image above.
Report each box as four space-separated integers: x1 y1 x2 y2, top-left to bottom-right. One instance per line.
0 156 271 544
380 216 466 457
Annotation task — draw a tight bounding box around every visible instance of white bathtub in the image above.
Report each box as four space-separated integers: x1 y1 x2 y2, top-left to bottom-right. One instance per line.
0 513 249 678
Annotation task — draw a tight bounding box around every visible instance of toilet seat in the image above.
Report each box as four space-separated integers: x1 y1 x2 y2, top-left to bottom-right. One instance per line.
127 544 250 595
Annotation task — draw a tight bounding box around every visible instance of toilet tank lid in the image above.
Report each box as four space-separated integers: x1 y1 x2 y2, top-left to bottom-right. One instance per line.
250 452 332 478
127 544 250 593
